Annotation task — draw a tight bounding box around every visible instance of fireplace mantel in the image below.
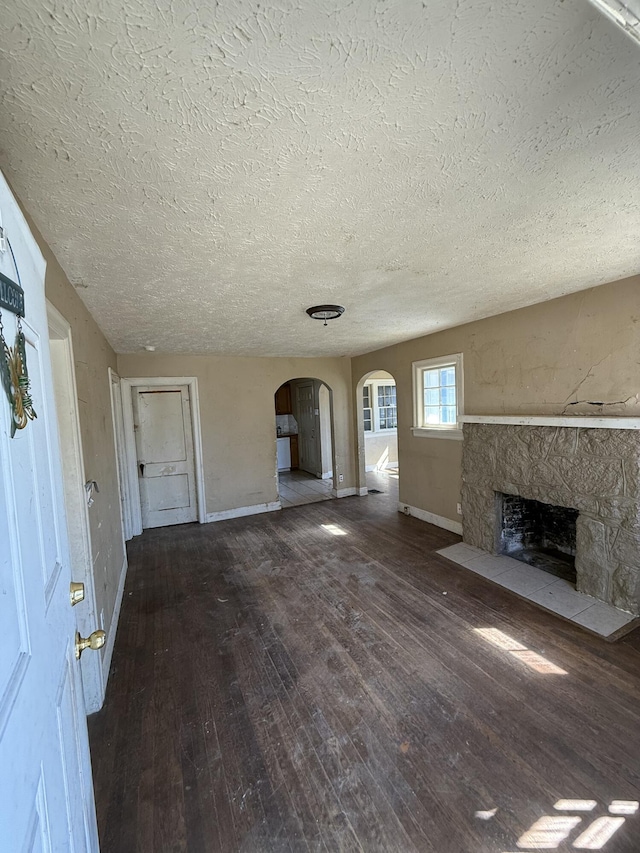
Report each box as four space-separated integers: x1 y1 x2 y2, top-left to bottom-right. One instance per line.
459 415 640 430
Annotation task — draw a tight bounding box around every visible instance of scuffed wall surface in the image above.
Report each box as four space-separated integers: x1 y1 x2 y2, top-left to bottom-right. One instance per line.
1 1 640 356
116 353 355 513
352 276 640 525
31 212 126 641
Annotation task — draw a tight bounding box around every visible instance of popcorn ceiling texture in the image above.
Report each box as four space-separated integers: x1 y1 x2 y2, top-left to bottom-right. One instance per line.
0 0 639 356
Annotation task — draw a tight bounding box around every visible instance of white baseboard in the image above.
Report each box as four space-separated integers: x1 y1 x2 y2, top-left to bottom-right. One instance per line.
321 471 333 480
101 555 128 696
397 501 462 535
358 487 369 496
206 501 281 523
332 486 357 498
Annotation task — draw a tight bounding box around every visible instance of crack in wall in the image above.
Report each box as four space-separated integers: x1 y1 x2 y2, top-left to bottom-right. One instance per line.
562 395 638 416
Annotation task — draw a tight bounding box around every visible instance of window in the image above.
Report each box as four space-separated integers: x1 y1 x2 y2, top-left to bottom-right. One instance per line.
377 384 397 430
362 380 397 433
363 385 373 432
423 366 456 426
412 353 463 439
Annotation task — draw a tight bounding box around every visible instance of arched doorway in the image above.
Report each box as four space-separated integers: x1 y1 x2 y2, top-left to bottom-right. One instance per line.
274 377 336 509
355 370 399 502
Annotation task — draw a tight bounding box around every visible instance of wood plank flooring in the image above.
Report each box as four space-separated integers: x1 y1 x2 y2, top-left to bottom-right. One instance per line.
89 483 640 852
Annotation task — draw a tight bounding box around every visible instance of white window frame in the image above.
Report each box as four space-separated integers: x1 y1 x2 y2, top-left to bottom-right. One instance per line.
412 353 464 440
362 384 373 432
363 380 398 434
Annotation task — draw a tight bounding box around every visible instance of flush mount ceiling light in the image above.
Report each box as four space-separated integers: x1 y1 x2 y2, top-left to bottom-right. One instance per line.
587 0 640 43
306 304 345 326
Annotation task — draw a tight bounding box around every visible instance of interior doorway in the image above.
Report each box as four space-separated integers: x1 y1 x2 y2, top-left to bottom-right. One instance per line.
47 301 105 713
120 376 207 535
132 385 197 528
274 377 335 508
355 369 400 503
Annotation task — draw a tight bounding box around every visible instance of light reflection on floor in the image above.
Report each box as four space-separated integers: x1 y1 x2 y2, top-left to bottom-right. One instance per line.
472 629 637 849
516 815 582 848
473 627 568 675
554 800 597 812
321 523 348 536
572 816 625 849
488 797 639 851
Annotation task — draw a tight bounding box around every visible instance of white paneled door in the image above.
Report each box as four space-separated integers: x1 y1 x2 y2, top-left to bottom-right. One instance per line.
0 177 99 850
133 386 198 528
296 382 320 476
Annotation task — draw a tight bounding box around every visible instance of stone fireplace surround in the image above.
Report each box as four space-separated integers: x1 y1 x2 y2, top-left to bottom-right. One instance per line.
460 418 640 616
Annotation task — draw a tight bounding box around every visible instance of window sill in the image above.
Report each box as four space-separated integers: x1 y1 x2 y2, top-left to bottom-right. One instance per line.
411 427 463 441
365 428 398 435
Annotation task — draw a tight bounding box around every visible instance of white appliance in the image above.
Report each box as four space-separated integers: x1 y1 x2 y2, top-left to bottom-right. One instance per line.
277 437 291 471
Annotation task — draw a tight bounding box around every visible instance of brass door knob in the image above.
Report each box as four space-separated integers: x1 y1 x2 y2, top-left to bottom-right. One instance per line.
75 629 106 659
70 582 85 606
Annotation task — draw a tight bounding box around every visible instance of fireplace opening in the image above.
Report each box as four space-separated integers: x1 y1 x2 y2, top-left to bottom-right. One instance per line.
497 493 578 584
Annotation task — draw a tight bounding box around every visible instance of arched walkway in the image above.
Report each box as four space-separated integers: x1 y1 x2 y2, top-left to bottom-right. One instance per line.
355 369 399 504
274 377 335 508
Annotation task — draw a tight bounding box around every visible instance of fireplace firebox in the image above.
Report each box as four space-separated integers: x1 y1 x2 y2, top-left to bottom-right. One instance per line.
497 493 578 584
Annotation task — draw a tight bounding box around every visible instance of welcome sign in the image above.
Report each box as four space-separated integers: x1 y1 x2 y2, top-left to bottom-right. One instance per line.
0 271 24 317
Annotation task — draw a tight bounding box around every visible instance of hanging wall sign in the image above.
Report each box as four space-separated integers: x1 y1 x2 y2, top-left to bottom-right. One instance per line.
0 270 24 317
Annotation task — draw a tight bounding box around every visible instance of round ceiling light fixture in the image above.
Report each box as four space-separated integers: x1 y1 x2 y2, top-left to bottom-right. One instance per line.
306 304 345 326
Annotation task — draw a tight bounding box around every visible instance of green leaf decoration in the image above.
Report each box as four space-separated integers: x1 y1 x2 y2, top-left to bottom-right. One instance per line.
1 325 37 437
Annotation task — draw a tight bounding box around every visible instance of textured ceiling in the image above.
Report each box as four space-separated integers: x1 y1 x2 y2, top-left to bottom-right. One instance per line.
0 0 639 357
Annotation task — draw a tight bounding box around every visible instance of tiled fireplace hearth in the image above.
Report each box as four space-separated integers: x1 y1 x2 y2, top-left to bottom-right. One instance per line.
458 418 640 618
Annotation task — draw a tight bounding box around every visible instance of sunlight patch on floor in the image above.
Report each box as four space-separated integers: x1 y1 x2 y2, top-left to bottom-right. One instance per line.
473 627 567 675
608 801 638 815
321 523 347 536
497 797 638 851
572 816 625 849
516 815 582 848
554 800 597 812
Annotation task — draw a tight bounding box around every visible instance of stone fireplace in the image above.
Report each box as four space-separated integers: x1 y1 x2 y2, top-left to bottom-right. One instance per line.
461 421 640 615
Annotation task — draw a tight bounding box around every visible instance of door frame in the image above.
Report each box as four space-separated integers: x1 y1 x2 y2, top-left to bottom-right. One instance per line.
120 376 206 535
47 301 105 713
354 370 399 497
109 368 134 541
276 377 340 493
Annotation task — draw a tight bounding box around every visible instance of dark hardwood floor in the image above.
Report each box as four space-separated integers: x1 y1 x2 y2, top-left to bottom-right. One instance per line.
89 481 640 852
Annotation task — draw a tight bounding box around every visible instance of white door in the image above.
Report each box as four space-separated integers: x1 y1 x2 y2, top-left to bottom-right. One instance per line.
133 385 198 528
296 382 320 476
0 177 99 850
48 306 104 715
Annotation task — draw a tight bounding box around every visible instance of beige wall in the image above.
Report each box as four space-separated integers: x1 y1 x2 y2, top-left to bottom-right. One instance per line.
25 215 126 665
116 353 355 514
352 276 640 525
365 432 398 470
